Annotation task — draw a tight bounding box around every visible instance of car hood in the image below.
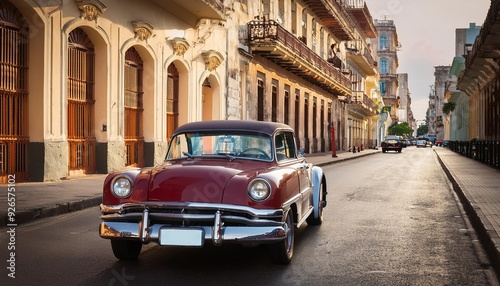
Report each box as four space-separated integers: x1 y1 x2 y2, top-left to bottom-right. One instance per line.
147 159 269 203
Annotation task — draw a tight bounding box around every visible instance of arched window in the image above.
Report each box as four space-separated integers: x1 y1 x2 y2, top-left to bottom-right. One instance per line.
167 63 179 140
124 47 144 167
68 28 96 173
0 1 29 182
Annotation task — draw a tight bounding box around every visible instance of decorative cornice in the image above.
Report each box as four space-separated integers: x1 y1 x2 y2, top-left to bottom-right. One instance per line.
202 50 224 71
75 0 106 21
168 37 190 56
131 21 154 41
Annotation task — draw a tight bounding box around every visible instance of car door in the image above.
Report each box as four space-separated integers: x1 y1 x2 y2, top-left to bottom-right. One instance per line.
278 132 312 219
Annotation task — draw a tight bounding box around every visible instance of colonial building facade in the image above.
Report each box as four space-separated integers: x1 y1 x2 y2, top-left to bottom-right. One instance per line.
374 18 400 125
431 65 451 142
1 0 382 182
456 1 500 142
444 23 481 142
0 0 228 183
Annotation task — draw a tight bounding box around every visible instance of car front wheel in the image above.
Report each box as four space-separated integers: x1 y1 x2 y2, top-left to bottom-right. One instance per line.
269 209 294 264
306 181 324 226
111 239 142 260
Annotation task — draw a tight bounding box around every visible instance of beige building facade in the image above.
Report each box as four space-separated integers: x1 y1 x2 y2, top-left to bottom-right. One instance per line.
0 0 227 182
1 0 382 182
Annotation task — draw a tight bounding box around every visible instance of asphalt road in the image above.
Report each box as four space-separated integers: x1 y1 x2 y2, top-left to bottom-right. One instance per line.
0 146 497 285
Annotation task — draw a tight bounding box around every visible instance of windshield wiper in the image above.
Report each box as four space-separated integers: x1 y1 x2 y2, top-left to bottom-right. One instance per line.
217 152 236 161
182 151 194 159
225 153 236 161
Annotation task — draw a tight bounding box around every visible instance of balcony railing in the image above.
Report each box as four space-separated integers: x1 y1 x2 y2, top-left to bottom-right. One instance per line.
248 20 351 96
347 91 377 116
302 0 355 41
449 140 500 169
345 40 377 74
345 1 377 38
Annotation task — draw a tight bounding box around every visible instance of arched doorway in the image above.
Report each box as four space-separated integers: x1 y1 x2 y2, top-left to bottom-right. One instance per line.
166 63 179 140
67 28 96 174
202 77 213 121
124 47 144 167
0 1 29 183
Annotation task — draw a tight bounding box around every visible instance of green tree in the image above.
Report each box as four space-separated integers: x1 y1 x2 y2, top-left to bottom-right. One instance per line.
417 124 428 136
388 122 413 136
442 102 456 115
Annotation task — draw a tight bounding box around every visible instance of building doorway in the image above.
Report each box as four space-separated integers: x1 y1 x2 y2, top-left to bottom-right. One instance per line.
0 1 29 183
124 47 144 167
67 28 96 175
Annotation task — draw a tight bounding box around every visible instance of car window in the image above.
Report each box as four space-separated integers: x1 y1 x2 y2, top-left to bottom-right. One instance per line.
166 132 272 161
275 132 296 161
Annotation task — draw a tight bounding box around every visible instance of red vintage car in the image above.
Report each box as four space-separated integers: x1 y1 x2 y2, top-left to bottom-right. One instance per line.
99 120 327 264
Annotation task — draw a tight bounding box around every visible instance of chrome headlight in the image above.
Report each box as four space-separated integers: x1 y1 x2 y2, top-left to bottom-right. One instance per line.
111 176 133 198
248 178 271 201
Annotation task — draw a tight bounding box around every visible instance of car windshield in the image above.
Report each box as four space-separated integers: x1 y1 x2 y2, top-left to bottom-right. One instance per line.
385 136 399 141
166 131 273 161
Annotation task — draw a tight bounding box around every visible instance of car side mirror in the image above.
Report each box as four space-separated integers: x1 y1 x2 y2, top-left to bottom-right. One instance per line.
298 147 305 157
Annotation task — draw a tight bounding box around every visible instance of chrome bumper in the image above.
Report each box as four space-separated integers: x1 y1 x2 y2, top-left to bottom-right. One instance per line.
99 203 287 246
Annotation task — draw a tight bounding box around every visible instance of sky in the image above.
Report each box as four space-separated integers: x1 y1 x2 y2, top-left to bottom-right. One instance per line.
363 0 491 121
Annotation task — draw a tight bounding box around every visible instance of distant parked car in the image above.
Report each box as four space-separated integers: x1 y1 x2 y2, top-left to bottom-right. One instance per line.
416 138 427 148
443 140 449 147
435 138 444 146
381 135 403 153
99 120 327 264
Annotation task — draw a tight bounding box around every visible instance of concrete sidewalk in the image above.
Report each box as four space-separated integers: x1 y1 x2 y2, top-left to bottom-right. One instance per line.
1 146 499 276
434 147 500 278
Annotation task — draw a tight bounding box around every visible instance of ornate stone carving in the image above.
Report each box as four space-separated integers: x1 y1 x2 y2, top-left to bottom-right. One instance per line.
194 19 224 47
75 0 106 21
131 21 154 41
202 50 224 71
168 38 190 56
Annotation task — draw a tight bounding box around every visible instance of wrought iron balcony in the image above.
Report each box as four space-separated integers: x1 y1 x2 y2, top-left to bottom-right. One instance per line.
248 20 351 97
345 0 377 38
302 0 355 41
345 40 377 75
347 91 377 116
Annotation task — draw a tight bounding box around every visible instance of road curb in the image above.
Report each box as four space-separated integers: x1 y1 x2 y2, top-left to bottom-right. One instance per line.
435 150 500 279
1 196 102 227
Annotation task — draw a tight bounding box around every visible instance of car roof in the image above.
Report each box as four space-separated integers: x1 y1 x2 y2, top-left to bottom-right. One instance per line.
172 120 294 137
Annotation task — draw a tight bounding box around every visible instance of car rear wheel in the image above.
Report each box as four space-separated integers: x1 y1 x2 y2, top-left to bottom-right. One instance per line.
111 239 142 260
269 209 294 264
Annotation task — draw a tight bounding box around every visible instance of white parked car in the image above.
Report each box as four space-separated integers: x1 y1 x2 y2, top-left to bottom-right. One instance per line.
416 139 427 148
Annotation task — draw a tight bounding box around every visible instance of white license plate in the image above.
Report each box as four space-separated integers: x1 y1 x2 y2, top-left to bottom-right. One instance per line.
159 228 204 246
